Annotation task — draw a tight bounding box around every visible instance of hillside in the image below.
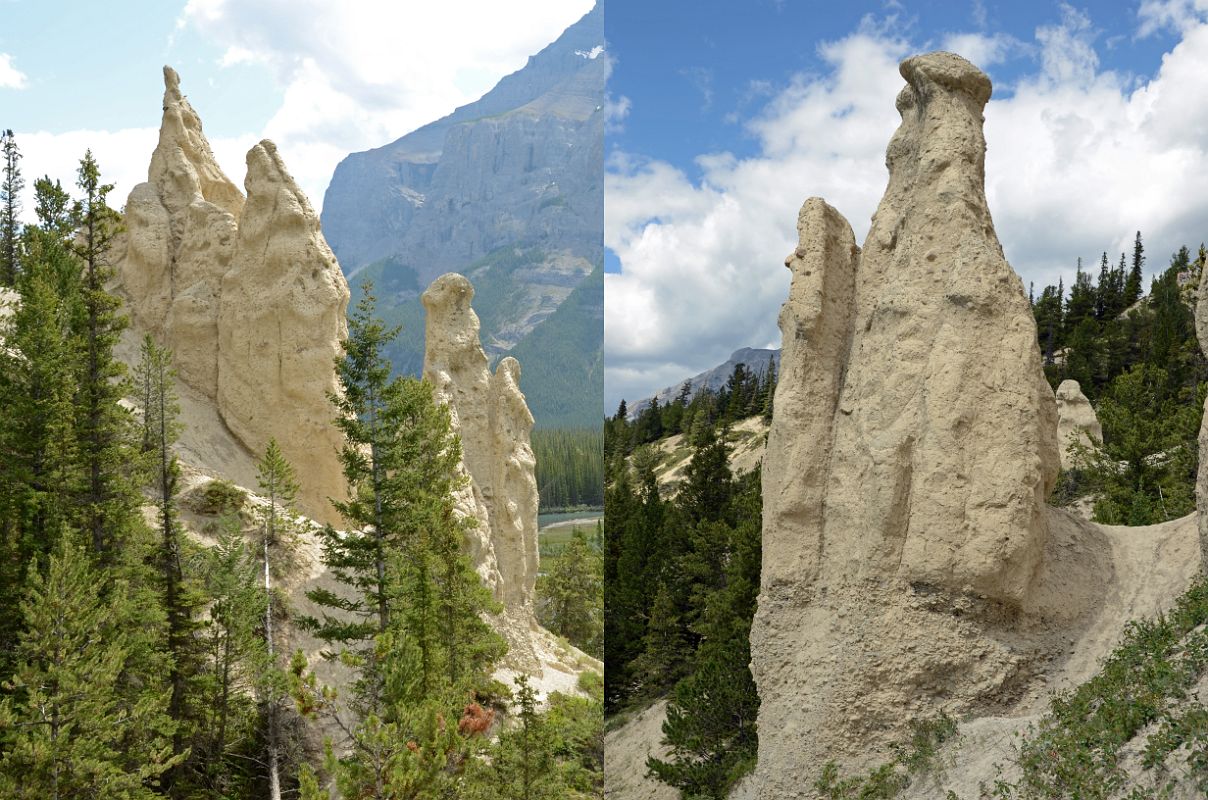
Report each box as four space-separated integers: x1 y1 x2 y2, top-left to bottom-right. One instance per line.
322 4 604 428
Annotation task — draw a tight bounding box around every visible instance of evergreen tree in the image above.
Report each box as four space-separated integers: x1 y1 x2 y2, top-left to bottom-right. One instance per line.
70 151 137 562
1125 231 1144 306
0 129 22 286
680 424 735 525
199 518 269 796
0 538 182 798
761 356 777 423
255 439 300 800
490 675 560 800
0 258 81 569
134 335 201 775
536 530 603 658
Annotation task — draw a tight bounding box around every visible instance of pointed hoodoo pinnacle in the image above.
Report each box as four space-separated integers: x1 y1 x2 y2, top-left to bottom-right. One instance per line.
421 273 545 672
113 66 350 526
215 137 350 528
750 51 1062 794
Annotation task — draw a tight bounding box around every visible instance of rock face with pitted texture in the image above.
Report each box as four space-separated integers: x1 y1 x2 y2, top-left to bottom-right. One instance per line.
215 141 349 526
1197 267 1208 571
1056 379 1103 471
750 53 1063 795
113 67 348 525
422 273 544 671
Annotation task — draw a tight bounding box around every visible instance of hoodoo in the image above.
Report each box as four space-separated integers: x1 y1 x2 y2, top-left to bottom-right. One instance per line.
750 52 1062 794
422 273 543 671
1055 379 1103 471
113 67 349 525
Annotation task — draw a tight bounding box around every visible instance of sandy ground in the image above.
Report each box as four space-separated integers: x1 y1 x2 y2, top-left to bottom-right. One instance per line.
605 700 678 800
653 416 769 492
541 516 603 532
900 510 1200 799
605 510 1201 800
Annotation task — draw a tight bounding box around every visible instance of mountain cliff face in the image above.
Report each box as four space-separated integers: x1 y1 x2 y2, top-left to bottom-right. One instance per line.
321 4 604 428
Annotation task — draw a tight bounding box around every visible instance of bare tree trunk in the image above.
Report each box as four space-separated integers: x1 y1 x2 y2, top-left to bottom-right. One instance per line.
265 492 282 800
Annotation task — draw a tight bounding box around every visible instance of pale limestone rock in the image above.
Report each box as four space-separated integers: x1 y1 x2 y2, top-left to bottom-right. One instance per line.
114 67 348 525
117 66 241 397
422 273 542 671
216 141 349 528
751 53 1063 795
1056 379 1102 471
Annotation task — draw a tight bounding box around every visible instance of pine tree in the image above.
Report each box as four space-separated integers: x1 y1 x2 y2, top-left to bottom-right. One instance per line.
0 129 23 286
200 518 268 795
536 530 603 658
761 356 777 423
680 424 735 525
134 335 200 774
255 438 299 800
1125 231 1145 306
0 181 84 675
70 151 138 562
489 675 560 800
0 538 181 798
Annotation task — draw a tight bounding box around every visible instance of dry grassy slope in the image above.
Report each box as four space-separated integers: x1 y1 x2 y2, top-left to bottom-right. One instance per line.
650 416 770 493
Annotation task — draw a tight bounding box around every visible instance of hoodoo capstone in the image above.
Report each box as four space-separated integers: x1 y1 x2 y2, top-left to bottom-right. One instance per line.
114 67 349 525
422 273 542 670
750 52 1061 794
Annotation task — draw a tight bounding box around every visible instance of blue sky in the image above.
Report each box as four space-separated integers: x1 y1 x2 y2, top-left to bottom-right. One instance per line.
604 0 1208 408
0 0 593 219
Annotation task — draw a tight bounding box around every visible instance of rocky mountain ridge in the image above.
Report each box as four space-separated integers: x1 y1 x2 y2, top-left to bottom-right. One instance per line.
320 4 604 428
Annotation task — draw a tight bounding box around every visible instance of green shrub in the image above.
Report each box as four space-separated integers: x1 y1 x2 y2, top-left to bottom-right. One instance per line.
192 479 246 516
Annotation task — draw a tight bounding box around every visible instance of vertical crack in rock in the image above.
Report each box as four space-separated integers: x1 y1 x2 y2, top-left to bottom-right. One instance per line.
113 67 349 525
422 274 543 672
750 52 1061 795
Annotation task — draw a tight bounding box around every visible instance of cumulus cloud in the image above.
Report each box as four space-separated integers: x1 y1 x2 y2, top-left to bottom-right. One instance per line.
0 53 28 89
178 0 595 207
1137 0 1208 36
605 10 1208 407
15 128 159 220
939 32 1020 67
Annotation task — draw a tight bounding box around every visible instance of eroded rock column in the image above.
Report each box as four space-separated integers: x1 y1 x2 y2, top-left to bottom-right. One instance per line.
751 52 1059 796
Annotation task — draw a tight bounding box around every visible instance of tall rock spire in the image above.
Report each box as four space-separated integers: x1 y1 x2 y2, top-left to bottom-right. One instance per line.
114 68 349 525
422 273 544 671
750 52 1061 794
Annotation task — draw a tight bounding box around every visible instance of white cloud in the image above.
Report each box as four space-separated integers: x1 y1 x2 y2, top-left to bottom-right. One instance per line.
178 0 596 208
1137 0 1208 37
606 12 1208 407
12 126 258 226
0 53 28 89
15 128 158 222
604 93 631 133
940 32 1019 67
